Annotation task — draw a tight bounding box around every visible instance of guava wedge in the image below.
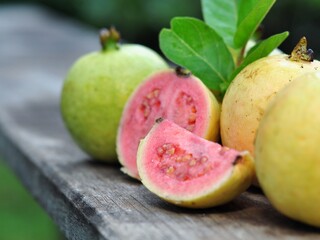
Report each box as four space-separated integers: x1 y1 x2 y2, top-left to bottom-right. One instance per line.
137 119 254 208
117 68 221 179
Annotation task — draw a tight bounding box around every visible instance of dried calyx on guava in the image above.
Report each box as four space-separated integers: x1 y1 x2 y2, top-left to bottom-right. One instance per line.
255 72 320 228
220 37 320 159
61 27 168 162
137 118 254 208
116 67 220 179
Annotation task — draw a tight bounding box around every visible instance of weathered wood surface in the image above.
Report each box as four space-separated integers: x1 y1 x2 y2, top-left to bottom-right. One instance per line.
0 4 320 240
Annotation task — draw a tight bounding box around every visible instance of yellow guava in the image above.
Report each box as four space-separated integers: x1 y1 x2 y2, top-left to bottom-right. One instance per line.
221 37 320 156
255 72 320 228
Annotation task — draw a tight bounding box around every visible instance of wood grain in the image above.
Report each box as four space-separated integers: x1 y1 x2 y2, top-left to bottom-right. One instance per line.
0 4 320 240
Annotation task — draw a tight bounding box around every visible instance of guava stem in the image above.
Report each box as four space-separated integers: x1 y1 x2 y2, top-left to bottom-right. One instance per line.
99 26 120 51
175 66 191 78
289 36 314 62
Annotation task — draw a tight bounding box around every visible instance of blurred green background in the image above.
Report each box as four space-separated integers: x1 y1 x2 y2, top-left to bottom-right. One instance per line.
37 0 320 57
0 0 320 239
0 157 64 240
1 0 320 56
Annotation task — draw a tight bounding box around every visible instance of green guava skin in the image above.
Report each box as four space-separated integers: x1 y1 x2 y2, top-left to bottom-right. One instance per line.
255 72 320 227
61 44 168 162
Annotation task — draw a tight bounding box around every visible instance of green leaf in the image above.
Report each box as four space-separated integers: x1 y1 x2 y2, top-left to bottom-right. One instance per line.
159 17 235 91
230 31 289 80
237 0 259 24
201 0 238 47
159 1 289 97
234 0 275 49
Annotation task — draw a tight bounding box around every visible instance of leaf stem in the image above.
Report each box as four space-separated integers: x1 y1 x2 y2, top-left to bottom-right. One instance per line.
236 46 246 67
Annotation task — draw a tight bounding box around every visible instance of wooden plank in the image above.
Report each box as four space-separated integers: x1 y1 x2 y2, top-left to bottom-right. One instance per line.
0 4 320 240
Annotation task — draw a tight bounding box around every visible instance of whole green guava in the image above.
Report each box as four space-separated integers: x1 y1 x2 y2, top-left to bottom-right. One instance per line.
61 28 168 162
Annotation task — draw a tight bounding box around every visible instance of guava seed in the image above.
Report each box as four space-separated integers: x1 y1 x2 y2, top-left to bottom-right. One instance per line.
156 143 213 181
139 89 161 119
173 92 197 131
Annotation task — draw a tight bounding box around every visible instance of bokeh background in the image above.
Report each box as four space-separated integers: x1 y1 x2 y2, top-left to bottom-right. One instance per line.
2 0 320 55
0 0 320 239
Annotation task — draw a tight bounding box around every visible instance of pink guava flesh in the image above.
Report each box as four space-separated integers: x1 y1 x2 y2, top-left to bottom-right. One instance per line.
138 119 241 196
117 70 215 178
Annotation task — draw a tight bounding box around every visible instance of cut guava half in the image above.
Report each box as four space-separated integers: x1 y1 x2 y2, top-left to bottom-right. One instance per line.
117 68 220 179
137 119 254 208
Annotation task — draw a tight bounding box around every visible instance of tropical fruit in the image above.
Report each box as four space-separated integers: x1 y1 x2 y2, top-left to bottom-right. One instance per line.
116 68 221 179
255 72 320 228
221 37 320 156
137 118 254 208
61 27 168 162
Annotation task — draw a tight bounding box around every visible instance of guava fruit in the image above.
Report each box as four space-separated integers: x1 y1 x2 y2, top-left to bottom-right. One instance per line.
255 72 320 227
116 68 221 179
221 37 320 156
137 118 254 208
61 27 168 162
